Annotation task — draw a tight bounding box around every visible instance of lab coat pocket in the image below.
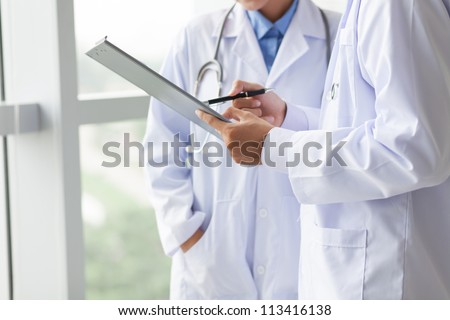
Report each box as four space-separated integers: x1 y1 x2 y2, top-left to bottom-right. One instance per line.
181 215 213 264
182 200 257 299
304 224 367 300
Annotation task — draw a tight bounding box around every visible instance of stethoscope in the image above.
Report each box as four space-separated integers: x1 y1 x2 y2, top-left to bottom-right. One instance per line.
186 3 332 157
186 4 236 156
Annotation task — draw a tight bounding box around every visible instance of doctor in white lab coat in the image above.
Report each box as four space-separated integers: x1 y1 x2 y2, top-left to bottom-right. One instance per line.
198 0 450 299
145 0 340 299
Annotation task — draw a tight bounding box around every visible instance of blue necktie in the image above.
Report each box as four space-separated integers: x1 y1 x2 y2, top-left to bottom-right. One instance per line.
260 26 282 73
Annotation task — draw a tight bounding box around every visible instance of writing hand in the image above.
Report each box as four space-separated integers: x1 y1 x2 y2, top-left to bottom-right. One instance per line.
228 80 287 127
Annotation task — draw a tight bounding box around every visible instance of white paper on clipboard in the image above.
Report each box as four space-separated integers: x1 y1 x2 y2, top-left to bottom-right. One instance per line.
85 37 230 139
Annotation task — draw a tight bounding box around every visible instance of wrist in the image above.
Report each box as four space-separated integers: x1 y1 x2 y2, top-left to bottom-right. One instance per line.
276 101 287 127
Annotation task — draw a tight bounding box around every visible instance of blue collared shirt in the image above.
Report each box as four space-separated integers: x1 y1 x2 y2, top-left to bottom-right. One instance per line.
246 0 299 72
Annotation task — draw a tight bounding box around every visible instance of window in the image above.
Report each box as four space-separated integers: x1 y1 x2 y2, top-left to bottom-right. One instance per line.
75 0 234 96
80 120 172 299
74 0 233 299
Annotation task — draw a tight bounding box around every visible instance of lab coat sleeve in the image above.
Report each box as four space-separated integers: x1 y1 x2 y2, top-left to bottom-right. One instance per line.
444 0 450 16
263 0 450 205
144 29 205 256
281 103 320 131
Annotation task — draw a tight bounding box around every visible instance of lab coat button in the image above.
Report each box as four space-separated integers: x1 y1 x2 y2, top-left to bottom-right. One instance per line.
259 208 268 218
257 266 265 275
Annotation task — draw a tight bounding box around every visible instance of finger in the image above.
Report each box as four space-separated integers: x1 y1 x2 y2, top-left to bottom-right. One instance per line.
242 108 262 117
261 116 275 124
196 110 229 133
228 80 264 96
222 106 248 121
232 97 261 109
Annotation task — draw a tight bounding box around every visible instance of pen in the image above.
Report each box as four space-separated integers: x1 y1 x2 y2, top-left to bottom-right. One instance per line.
205 88 274 105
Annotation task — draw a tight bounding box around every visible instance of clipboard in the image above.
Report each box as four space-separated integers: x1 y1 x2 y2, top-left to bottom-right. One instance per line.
85 37 230 139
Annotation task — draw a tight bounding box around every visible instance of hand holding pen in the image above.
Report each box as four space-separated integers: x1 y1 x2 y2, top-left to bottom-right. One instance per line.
205 88 274 105
224 80 287 127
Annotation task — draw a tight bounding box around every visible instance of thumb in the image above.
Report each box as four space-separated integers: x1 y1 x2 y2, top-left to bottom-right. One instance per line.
228 80 264 96
196 109 228 133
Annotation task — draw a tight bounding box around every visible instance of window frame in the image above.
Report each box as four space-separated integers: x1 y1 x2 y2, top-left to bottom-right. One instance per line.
0 0 10 300
2 0 76 299
0 0 149 299
0 138 11 300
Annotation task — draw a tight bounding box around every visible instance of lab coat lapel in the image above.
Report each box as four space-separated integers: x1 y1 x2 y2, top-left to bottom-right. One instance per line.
230 6 268 80
268 0 326 84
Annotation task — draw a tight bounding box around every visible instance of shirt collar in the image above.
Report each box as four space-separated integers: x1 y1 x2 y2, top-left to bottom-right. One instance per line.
246 0 299 39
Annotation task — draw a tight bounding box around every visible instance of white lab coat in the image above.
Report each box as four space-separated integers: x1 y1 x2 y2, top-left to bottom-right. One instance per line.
144 1 340 299
265 0 450 299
